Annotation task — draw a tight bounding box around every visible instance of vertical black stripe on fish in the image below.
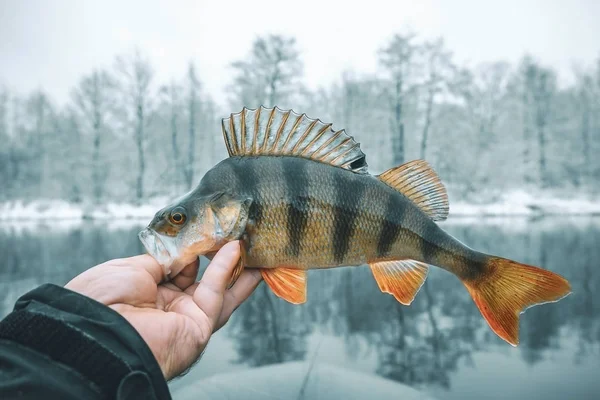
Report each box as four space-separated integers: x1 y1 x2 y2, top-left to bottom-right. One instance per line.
283 159 309 258
332 173 365 264
421 219 442 265
376 193 402 258
234 159 263 225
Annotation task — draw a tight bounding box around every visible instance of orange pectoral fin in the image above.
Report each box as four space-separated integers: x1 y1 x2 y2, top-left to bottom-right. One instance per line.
261 267 307 304
369 259 429 305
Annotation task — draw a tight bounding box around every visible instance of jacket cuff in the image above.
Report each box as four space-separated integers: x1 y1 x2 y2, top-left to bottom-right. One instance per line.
0 283 171 399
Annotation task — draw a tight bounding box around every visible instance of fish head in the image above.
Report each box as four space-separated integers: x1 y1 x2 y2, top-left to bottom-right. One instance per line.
138 190 252 278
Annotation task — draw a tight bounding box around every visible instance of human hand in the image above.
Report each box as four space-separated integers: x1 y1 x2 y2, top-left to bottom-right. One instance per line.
65 240 261 380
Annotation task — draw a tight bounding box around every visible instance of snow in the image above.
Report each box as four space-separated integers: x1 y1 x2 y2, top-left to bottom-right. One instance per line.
0 199 84 220
449 189 600 217
0 190 599 225
0 197 169 222
171 361 437 400
84 197 171 219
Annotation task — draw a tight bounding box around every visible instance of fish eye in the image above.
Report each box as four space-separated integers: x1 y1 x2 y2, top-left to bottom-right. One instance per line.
169 207 187 225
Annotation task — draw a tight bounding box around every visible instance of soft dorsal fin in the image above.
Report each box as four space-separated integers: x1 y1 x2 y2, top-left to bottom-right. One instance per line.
378 159 449 221
221 106 368 174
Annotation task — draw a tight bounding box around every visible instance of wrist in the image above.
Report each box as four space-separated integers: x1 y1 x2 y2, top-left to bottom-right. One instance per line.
0 284 172 399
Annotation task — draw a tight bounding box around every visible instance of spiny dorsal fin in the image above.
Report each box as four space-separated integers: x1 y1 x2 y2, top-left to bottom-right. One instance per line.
369 259 429 305
378 159 449 221
221 106 368 174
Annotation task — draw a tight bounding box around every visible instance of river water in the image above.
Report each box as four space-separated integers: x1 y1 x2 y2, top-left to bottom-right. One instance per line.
1 216 598 399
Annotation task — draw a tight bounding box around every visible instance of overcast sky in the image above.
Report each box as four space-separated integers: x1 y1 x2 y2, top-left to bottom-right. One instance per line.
1 0 599 108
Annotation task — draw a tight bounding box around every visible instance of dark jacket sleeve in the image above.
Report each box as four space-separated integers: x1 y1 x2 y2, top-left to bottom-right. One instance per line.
0 284 172 400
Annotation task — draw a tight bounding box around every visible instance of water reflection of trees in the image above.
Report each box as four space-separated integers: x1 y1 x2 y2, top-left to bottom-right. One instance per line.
0 224 145 317
224 217 599 391
2 218 599 391
447 219 600 365
327 266 481 389
228 284 310 367
562 220 600 363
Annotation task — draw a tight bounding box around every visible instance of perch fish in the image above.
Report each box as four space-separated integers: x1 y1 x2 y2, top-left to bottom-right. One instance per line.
139 106 571 346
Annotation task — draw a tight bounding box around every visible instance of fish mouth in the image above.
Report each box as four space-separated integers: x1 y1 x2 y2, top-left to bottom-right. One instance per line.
138 228 178 276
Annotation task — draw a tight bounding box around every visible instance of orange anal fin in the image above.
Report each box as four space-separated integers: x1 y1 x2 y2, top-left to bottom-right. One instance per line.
261 267 307 304
227 242 247 289
369 259 429 305
463 257 571 346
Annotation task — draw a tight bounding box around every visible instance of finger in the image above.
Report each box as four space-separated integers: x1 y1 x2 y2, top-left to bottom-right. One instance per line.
166 295 213 346
216 268 262 330
183 282 199 297
192 241 241 330
170 257 200 290
122 254 165 284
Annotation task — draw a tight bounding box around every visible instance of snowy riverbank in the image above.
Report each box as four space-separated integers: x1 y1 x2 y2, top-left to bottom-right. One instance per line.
0 190 599 223
0 197 170 221
449 189 600 217
170 361 437 400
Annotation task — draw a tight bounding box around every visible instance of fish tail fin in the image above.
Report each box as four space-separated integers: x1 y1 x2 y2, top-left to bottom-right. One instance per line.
462 256 571 346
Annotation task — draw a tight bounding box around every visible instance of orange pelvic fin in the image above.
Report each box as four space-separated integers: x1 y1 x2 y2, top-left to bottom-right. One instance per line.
463 257 571 346
369 259 429 305
261 267 307 304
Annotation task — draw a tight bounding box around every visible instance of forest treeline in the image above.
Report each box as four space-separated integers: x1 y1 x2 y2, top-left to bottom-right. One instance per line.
1 32 599 204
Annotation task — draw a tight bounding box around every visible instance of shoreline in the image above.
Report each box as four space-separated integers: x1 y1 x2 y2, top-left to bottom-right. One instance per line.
1 190 599 224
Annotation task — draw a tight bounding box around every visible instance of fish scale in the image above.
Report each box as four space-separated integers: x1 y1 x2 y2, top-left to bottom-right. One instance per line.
140 106 572 347
223 157 389 269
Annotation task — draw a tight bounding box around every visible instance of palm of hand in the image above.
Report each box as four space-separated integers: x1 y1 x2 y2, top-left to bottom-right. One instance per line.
65 241 261 380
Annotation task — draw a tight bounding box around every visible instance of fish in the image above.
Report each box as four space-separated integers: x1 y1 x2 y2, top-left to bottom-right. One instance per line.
139 106 572 346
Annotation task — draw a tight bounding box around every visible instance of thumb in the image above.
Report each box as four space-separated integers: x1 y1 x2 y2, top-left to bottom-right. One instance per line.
192 241 241 331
